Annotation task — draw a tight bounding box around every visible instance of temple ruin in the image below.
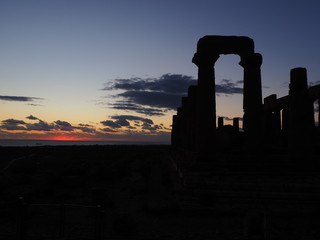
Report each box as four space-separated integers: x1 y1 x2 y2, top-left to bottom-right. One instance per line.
171 35 320 154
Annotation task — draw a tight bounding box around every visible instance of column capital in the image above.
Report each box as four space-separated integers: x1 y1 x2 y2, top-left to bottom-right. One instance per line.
192 52 219 67
239 53 262 68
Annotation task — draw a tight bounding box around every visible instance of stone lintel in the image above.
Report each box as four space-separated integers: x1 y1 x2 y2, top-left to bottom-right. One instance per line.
197 35 254 56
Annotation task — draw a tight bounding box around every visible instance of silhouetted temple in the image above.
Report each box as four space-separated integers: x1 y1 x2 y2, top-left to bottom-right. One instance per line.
171 35 320 154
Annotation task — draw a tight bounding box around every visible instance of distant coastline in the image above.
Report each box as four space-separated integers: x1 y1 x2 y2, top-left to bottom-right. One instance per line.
0 139 170 147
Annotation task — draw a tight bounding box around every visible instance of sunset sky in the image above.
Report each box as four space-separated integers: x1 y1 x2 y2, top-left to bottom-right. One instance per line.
1 0 320 143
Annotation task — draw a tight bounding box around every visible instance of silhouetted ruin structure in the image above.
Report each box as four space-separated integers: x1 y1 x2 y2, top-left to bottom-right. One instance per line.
169 36 320 239
172 35 320 154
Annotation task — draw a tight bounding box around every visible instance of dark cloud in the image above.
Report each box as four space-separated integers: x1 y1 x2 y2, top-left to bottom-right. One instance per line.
236 80 244 84
1 125 27 131
118 91 182 109
26 103 44 107
54 120 74 131
26 115 39 120
111 115 153 125
100 127 118 133
76 126 96 133
104 74 243 116
0 115 171 141
216 79 243 94
0 95 43 102
26 120 55 131
103 74 196 94
0 119 27 131
78 123 92 127
75 123 96 133
100 115 154 130
111 101 165 116
1 117 101 134
141 123 163 131
100 120 121 129
2 119 26 125
100 114 166 133
115 118 130 127
0 118 56 132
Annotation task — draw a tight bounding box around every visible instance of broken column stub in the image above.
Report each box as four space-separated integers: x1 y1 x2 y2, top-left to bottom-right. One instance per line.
218 117 224 129
263 94 281 145
233 117 240 132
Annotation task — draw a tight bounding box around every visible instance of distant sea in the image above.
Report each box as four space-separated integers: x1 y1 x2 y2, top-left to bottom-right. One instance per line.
0 139 169 147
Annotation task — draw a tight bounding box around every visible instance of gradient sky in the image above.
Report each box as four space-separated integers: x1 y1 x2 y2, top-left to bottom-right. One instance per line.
1 0 320 142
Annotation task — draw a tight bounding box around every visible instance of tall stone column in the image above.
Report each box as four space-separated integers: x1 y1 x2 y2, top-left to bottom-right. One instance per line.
187 86 198 151
180 97 189 149
288 68 314 155
239 53 263 151
171 115 178 147
192 52 219 153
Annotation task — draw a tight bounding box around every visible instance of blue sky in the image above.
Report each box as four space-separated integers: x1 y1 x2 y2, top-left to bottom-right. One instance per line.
1 0 320 141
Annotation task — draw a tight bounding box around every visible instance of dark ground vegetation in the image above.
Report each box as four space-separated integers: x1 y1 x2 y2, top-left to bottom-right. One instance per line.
1 145 320 239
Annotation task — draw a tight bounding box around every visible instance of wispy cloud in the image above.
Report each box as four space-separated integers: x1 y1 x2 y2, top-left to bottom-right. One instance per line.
216 79 243 95
0 95 43 102
26 115 39 120
111 101 165 116
309 80 320 87
217 115 243 121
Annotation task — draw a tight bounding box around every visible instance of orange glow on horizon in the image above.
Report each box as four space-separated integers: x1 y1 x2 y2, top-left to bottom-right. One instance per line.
43 135 90 141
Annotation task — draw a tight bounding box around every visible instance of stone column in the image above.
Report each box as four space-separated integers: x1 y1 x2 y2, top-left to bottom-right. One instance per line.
233 117 240 132
239 53 263 151
192 52 219 153
176 107 183 148
218 117 224 129
288 68 314 155
263 94 281 145
187 86 198 151
179 97 189 149
171 115 178 147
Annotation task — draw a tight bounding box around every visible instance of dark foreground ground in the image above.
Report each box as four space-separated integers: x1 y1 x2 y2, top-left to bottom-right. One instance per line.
1 145 320 239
